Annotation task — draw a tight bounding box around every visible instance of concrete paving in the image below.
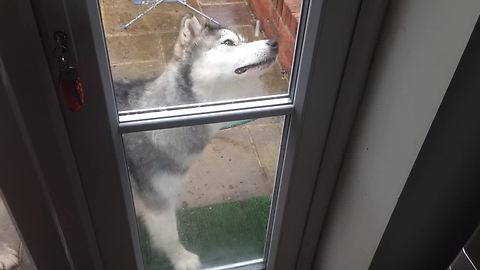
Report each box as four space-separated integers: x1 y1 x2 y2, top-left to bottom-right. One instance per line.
179 117 284 208
99 0 289 207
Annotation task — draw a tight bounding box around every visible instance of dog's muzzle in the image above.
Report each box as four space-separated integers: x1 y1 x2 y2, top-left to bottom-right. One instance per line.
235 40 278 75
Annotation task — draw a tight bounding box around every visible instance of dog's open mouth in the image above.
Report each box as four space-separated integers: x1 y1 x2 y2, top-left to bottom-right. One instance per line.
234 56 276 75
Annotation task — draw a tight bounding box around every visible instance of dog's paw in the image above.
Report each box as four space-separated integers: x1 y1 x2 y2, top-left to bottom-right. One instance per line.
172 250 200 270
0 245 19 270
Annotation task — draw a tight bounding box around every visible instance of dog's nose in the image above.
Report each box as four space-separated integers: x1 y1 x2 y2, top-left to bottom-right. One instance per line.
267 39 278 48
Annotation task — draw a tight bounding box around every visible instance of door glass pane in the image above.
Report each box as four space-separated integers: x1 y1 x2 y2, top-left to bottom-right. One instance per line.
0 194 36 270
122 116 284 269
97 0 304 111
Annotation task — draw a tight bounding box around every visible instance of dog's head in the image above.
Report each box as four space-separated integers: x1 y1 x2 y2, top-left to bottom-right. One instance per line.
173 14 278 100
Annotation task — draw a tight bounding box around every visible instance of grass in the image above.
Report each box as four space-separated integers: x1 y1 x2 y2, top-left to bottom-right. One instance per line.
139 196 272 269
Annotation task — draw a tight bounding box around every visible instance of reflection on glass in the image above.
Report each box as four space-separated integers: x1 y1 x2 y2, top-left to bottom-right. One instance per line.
98 0 300 111
0 195 36 270
122 116 283 269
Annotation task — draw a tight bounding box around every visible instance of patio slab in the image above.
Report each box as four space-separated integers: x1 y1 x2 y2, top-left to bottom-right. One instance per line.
106 33 164 64
111 60 165 81
246 122 283 191
202 2 255 26
180 126 271 208
179 117 283 208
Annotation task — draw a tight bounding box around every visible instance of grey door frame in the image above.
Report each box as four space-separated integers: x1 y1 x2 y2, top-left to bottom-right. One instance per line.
0 0 103 269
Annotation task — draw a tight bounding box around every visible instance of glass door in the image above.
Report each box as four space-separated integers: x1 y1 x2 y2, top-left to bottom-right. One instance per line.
29 0 386 269
96 1 305 266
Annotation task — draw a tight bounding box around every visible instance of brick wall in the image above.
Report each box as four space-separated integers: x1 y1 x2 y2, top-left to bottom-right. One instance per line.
248 0 301 73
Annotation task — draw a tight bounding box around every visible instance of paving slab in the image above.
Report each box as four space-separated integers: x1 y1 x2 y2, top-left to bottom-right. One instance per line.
198 0 244 5
101 0 135 8
202 3 255 26
106 33 164 64
101 5 151 35
111 60 165 82
259 62 289 94
179 126 272 208
246 122 283 191
143 1 201 33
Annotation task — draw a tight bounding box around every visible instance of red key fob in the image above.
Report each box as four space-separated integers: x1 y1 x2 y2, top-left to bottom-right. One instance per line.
60 66 84 111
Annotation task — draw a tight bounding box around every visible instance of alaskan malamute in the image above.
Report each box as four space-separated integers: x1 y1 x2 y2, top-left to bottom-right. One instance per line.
115 14 278 270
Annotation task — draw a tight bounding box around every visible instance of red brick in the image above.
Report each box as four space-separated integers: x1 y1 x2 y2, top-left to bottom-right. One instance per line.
284 0 301 14
275 0 283 19
289 11 299 36
248 0 301 73
278 46 293 72
274 0 283 13
278 46 293 73
277 18 295 71
281 4 292 33
271 5 281 27
291 10 300 20
248 0 269 18
265 16 280 40
249 0 271 28
283 0 301 32
253 1 279 39
277 16 293 44
257 6 279 41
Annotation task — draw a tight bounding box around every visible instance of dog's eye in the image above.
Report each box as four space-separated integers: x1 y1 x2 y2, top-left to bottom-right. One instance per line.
222 39 235 46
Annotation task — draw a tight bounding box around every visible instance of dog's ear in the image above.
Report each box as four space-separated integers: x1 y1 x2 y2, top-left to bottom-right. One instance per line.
174 14 202 59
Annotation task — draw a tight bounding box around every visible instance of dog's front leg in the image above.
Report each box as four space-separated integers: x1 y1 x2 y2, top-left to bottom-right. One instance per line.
143 206 200 270
0 244 19 270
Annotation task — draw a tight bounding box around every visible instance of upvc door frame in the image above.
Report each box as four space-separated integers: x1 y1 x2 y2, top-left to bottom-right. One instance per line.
21 0 390 270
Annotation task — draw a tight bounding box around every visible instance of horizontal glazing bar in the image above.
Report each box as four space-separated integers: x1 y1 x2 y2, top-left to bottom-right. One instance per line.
119 97 291 122
118 94 289 116
118 98 293 133
119 102 293 133
203 259 264 270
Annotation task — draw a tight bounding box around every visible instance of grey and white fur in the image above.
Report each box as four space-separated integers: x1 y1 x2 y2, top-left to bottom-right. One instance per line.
115 14 278 270
0 199 20 270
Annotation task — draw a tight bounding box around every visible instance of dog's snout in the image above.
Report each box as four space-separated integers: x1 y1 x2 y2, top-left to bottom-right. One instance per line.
266 39 278 49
